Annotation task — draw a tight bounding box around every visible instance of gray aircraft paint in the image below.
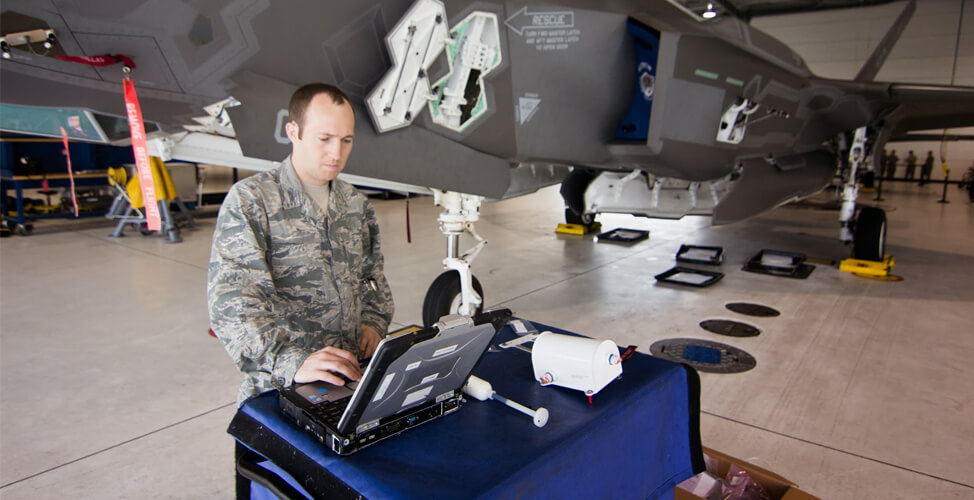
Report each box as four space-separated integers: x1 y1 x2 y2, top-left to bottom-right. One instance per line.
505 6 632 165
2 0 973 223
227 72 512 198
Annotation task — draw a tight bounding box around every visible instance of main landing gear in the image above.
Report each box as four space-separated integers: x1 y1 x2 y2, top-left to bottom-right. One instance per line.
840 126 887 263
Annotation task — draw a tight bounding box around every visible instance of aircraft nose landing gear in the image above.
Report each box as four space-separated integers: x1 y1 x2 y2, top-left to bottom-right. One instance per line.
422 190 486 327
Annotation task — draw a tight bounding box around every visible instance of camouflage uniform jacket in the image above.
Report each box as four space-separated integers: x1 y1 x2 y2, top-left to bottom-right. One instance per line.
207 157 394 405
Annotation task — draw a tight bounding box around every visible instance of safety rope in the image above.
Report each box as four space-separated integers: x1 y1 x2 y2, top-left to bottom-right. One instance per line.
406 193 412 244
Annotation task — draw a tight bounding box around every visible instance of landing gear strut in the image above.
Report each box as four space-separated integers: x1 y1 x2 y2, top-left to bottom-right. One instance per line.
422 190 486 326
840 126 887 261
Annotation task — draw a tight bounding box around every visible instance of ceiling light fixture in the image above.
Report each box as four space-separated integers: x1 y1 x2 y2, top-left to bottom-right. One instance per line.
703 3 717 19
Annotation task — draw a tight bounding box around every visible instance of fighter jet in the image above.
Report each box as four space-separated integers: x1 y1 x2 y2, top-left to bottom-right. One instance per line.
2 0 973 324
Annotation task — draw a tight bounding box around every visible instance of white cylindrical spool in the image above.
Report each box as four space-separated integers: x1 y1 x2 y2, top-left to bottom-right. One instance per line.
532 332 605 382
531 331 621 394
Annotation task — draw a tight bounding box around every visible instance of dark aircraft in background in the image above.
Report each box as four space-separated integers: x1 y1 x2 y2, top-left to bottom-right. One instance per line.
3 0 973 324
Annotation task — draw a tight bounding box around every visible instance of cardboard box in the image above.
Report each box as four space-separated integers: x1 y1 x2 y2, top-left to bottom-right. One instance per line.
674 447 820 500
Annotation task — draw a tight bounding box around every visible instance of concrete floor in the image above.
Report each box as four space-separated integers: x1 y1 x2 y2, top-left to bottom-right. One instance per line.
1 181 972 499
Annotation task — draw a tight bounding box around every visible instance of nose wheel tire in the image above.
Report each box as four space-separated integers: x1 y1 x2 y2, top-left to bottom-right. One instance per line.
422 270 484 327
853 206 886 262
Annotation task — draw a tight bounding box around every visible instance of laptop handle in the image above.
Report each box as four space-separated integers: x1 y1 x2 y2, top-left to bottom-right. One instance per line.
472 308 513 329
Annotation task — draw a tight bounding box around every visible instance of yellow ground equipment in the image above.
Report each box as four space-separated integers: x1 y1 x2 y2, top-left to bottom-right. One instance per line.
839 254 897 279
556 222 601 235
106 157 195 242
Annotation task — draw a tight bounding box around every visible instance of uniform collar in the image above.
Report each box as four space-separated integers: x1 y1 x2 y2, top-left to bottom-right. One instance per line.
279 156 347 215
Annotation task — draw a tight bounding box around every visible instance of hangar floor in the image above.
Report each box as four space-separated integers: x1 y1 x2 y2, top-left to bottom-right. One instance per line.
1 181 972 499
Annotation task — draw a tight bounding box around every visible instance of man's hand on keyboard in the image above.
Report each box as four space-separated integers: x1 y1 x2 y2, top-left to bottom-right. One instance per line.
294 346 362 385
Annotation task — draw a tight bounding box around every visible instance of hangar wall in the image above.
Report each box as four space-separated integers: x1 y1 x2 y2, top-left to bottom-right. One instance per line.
753 0 974 179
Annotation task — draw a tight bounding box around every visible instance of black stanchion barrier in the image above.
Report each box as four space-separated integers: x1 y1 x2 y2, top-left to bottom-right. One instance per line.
939 169 950 204
874 172 886 201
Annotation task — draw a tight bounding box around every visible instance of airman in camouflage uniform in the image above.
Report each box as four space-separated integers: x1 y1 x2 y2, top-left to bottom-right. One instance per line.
208 84 394 405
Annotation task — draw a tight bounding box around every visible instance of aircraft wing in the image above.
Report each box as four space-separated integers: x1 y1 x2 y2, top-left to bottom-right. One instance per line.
884 84 974 135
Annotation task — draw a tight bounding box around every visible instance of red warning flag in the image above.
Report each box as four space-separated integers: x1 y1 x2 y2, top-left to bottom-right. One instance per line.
122 78 161 231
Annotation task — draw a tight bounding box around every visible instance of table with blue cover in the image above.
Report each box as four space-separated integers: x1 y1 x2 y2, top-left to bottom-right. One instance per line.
227 322 704 499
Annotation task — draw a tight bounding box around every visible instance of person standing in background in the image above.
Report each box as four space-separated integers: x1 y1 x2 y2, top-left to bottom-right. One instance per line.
886 149 899 178
919 151 934 185
904 150 917 181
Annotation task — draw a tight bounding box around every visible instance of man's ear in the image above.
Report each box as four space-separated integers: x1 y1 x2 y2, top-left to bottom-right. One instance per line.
285 121 299 143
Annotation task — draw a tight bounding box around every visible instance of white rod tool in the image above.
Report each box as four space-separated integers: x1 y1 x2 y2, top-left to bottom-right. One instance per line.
463 375 549 427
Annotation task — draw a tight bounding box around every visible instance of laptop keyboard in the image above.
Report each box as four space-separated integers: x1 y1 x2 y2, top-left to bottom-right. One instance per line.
310 396 351 427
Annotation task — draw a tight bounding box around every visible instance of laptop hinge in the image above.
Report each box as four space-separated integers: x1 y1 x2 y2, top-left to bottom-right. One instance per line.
356 419 381 435
434 314 474 331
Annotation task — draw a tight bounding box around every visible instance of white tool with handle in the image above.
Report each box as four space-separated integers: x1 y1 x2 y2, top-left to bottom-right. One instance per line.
463 375 548 427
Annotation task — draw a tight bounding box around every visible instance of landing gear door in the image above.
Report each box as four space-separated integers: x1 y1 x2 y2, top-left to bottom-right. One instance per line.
615 19 661 142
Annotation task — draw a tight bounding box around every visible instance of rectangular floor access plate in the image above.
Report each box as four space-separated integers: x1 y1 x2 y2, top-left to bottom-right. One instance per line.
597 228 650 244
676 244 724 265
743 249 815 279
654 266 724 287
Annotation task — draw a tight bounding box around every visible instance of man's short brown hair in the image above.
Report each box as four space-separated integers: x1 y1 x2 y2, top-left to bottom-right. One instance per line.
288 83 351 138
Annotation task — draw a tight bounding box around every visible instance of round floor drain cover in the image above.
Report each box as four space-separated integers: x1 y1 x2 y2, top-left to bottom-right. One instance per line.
650 338 756 373
700 319 761 337
725 302 780 317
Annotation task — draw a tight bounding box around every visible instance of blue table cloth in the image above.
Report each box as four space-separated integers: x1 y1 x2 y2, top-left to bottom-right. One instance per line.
229 321 703 499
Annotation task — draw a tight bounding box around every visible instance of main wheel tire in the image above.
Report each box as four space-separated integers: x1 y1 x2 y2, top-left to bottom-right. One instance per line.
422 271 484 327
564 208 594 226
560 169 598 225
853 206 886 261
861 171 875 189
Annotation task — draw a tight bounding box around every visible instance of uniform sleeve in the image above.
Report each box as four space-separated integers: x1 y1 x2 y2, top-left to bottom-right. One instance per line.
359 199 395 335
207 186 311 390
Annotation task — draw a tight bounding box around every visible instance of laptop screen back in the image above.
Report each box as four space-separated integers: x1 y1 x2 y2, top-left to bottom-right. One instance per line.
339 321 497 434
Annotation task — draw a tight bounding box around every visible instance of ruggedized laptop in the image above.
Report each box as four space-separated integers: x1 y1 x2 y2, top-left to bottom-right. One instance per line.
279 309 510 455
